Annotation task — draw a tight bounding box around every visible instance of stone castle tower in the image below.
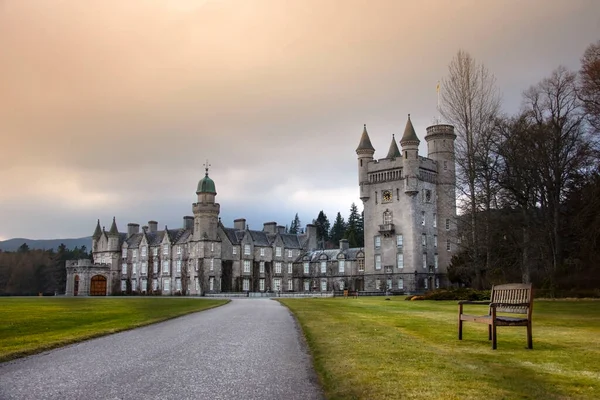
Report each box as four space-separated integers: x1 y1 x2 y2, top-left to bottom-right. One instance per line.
357 115 457 292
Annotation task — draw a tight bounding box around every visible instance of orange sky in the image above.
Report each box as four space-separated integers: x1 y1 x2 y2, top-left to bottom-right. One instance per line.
0 0 598 239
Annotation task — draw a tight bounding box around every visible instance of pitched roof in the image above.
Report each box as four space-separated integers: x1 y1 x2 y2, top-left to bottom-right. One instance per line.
248 230 270 246
222 227 241 245
386 134 401 158
108 217 119 236
356 124 375 153
125 232 144 247
92 219 102 239
400 115 420 144
146 231 165 246
280 233 302 249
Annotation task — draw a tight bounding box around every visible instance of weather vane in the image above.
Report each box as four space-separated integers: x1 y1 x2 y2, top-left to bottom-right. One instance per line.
203 159 211 176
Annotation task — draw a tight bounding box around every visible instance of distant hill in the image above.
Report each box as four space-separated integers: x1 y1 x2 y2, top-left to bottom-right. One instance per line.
0 237 92 252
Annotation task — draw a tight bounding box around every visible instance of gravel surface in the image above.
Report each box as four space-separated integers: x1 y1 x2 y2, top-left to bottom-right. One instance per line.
0 299 324 400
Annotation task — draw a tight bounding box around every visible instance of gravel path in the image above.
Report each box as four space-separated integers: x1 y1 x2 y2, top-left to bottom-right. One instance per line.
0 299 323 400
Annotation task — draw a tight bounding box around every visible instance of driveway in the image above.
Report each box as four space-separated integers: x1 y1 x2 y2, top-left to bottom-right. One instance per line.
0 299 323 400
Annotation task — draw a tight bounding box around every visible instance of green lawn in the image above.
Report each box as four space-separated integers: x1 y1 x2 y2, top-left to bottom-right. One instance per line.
0 297 228 362
280 298 600 400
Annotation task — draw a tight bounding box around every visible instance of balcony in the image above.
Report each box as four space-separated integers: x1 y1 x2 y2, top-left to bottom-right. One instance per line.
378 223 395 234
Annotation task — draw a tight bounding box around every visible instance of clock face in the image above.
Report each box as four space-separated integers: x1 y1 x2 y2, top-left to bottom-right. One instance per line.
382 190 392 202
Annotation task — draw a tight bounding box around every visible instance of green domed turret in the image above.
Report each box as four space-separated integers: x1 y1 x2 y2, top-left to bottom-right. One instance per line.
196 169 216 194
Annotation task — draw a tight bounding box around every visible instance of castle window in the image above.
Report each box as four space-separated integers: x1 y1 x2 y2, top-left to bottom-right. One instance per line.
422 234 427 246
424 278 429 289
243 260 251 273
133 263 137 275
259 278 265 291
288 279 293 291
443 161 448 171
153 262 158 274
133 250 138 259
374 236 381 248
274 278 282 291
447 239 451 252
163 261 170 274
260 261 265 274
121 280 127 291
141 262 147 275
396 234 403 248
244 245 251 255
303 262 310 274
288 249 293 258
276 247 282 257
288 262 293 274
122 249 127 258
339 260 345 273
176 278 181 292
398 278 404 290
194 259 198 271
358 258 365 272
424 189 432 203
176 260 181 273
141 278 147 291
121 263 127 274
387 279 392 290
153 248 158 257
209 277 214 291
177 246 181 255
423 254 427 269
195 279 199 292
376 279 381 290
233 247 237 255
320 261 327 274
445 218 450 230
375 255 381 270
436 277 440 289
153 279 158 291
164 278 170 292
163 244 169 255
210 243 214 252
243 278 250 291
433 213 437 228
434 254 439 269
304 280 310 291
141 246 147 257
421 212 425 225
260 248 265 257
320 280 327 292
397 253 404 269
434 235 438 247
383 211 392 224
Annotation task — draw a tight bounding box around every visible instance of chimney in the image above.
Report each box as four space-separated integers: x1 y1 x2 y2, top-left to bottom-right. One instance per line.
142 225 148 232
306 224 317 251
277 225 286 234
148 221 158 233
127 223 140 236
183 216 194 231
234 218 246 231
339 239 349 251
263 222 277 234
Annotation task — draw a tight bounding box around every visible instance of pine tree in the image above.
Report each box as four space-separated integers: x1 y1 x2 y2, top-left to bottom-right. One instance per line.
344 203 361 247
314 211 331 244
357 210 365 247
330 212 346 243
289 213 301 234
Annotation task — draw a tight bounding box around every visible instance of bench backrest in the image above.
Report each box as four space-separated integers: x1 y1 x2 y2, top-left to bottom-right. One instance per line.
490 283 533 314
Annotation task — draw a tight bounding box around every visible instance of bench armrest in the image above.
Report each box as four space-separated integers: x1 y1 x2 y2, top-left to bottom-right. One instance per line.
457 301 490 305
490 302 530 308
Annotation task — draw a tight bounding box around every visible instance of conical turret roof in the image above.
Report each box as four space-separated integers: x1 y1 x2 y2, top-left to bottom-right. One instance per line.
400 114 420 144
92 219 102 239
356 124 375 153
108 217 119 236
386 134 401 158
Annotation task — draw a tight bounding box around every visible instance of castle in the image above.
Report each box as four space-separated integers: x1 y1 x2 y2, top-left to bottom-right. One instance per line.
66 116 456 296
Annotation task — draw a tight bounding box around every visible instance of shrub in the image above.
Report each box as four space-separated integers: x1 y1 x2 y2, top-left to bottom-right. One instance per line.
420 288 491 301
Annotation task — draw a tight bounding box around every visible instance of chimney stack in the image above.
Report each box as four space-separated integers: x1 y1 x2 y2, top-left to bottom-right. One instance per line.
339 239 349 251
183 216 194 231
277 225 286 234
127 223 140 237
263 222 277 234
148 221 158 233
234 218 246 231
306 224 317 251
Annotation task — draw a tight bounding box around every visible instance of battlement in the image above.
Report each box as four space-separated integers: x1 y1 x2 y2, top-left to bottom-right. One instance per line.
425 124 456 138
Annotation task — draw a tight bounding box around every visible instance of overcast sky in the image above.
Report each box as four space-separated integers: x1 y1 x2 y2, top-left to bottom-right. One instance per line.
0 0 598 240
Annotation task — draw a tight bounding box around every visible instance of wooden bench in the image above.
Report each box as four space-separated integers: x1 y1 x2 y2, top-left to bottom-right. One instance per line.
458 283 533 349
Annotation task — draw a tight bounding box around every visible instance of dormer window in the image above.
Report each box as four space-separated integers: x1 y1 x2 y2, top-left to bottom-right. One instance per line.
141 246 147 257
163 244 169 256
260 248 265 257
276 247 282 257
244 245 251 255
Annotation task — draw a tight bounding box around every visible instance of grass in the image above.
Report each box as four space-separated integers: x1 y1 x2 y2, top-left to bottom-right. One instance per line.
0 297 228 362
279 297 600 400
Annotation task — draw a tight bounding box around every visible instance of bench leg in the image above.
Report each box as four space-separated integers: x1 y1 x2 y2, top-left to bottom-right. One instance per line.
491 323 497 350
488 325 492 340
527 322 533 349
458 320 463 340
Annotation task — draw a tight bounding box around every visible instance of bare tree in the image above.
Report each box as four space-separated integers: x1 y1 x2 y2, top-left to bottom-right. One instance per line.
521 66 591 274
579 40 600 133
440 50 502 288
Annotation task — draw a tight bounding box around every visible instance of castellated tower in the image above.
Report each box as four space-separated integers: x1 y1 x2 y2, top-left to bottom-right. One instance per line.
193 168 220 241
357 116 457 293
425 124 457 276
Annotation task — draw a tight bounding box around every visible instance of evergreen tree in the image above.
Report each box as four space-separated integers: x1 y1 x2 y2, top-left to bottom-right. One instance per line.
314 211 331 244
289 213 301 234
17 243 30 253
344 203 361 247
357 210 365 247
330 212 346 243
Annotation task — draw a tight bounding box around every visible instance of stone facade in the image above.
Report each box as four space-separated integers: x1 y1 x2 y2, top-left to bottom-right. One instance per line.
357 116 457 293
66 168 367 295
